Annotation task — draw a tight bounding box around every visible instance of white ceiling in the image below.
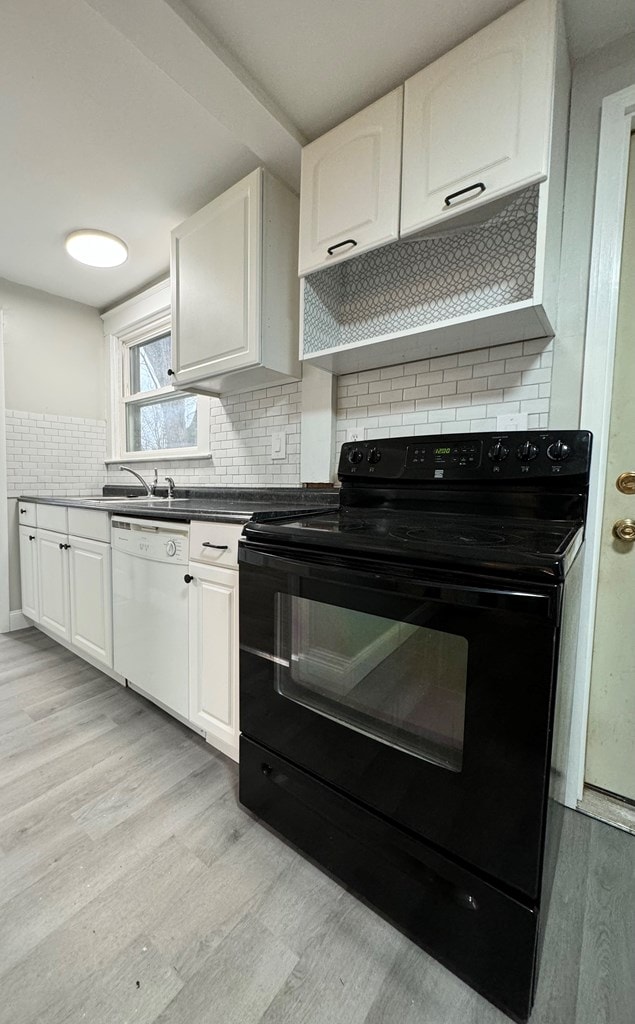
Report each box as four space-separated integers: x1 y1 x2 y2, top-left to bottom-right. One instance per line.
2 0 634 311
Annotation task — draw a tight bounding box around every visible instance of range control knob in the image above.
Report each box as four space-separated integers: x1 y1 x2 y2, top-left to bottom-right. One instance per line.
547 440 571 462
517 441 539 463
347 448 364 465
488 441 510 463
166 540 177 557
367 448 382 464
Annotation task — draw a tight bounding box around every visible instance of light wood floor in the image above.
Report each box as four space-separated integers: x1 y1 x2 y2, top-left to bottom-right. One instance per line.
0 629 633 1024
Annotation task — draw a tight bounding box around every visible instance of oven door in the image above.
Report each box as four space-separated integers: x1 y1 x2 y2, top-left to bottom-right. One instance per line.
239 543 561 900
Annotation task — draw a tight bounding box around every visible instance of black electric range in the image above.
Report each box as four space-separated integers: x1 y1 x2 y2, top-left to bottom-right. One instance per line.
238 430 592 1022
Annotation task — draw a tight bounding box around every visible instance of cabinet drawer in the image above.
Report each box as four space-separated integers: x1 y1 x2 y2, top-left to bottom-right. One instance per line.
17 501 36 527
36 504 69 533
189 521 244 569
68 507 111 543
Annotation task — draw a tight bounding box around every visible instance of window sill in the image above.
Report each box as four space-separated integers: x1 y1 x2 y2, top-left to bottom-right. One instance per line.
105 452 213 465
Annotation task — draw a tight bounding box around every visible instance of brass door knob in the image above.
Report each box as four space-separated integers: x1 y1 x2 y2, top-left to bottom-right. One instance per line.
616 472 635 494
613 518 635 541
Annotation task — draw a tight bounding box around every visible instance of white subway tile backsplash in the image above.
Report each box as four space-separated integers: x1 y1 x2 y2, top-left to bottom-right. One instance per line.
106 381 303 489
429 382 457 398
6 384 302 496
336 340 553 456
6 411 107 498
504 355 540 373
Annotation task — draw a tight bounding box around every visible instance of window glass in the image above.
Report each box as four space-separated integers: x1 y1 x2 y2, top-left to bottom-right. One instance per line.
126 394 197 452
130 333 172 394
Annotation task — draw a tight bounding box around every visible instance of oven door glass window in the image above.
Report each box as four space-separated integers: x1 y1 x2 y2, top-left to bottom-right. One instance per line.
275 595 468 771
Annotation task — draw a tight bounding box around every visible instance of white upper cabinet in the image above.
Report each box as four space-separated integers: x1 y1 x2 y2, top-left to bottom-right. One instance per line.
298 88 403 277
173 170 260 382
401 0 556 236
171 167 300 395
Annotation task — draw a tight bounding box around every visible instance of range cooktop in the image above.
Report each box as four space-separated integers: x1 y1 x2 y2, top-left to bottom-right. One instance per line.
244 507 583 580
243 430 592 582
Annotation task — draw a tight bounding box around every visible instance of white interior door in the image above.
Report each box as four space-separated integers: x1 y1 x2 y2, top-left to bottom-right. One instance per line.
585 134 635 802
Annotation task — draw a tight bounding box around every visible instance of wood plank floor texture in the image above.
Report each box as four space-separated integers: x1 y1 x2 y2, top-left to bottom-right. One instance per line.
0 629 633 1023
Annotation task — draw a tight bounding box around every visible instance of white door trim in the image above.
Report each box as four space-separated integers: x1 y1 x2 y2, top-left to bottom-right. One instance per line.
0 310 10 633
567 84 635 807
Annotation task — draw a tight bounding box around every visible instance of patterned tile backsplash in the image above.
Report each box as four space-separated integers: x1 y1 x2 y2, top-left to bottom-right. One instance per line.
335 339 553 448
304 186 539 355
5 412 107 498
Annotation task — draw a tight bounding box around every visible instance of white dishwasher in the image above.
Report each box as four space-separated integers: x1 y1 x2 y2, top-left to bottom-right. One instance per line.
112 516 190 718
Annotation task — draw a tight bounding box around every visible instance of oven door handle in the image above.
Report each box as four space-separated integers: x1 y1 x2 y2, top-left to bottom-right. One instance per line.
239 543 559 620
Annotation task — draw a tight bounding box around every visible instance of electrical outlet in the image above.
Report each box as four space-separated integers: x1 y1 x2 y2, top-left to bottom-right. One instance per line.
496 413 528 432
347 428 363 442
271 431 286 460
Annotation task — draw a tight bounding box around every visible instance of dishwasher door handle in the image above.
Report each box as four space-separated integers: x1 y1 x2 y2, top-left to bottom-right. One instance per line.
202 542 229 550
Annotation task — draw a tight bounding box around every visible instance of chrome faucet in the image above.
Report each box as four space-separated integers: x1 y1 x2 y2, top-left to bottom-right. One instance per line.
119 465 158 496
165 476 176 498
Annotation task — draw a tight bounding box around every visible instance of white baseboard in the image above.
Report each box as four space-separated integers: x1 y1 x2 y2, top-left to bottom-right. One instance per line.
10 609 30 631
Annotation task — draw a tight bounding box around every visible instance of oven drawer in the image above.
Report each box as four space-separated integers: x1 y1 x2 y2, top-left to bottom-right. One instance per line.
240 736 538 1022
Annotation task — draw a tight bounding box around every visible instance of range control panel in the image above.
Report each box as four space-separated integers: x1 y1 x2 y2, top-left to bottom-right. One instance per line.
337 431 592 481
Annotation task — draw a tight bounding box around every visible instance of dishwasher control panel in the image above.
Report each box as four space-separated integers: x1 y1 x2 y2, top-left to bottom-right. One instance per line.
112 517 189 565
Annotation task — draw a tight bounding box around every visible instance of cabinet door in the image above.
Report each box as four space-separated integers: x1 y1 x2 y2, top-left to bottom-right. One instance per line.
188 563 239 761
37 529 70 641
298 87 403 276
69 536 113 669
19 526 40 622
401 0 556 236
172 168 262 385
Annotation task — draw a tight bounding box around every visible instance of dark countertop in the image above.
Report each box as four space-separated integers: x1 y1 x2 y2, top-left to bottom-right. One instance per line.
19 486 339 525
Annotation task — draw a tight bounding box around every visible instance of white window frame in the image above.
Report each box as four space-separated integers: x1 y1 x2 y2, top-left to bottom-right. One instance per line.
102 281 211 464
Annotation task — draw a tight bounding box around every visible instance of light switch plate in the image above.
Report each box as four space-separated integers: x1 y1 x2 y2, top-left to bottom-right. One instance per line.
496 413 528 432
271 431 286 460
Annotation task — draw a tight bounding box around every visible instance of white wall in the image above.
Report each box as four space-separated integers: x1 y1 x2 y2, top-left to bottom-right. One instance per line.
551 32 635 427
1 277 104 418
0 277 105 618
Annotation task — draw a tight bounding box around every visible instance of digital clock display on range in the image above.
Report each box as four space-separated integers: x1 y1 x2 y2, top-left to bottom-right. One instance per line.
434 447 451 456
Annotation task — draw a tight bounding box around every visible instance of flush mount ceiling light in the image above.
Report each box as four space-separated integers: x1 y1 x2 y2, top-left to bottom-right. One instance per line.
64 229 128 268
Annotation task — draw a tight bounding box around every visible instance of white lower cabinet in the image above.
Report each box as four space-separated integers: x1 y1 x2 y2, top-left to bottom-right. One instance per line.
37 529 71 641
18 525 40 622
69 535 113 669
21 512 114 671
188 561 239 762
